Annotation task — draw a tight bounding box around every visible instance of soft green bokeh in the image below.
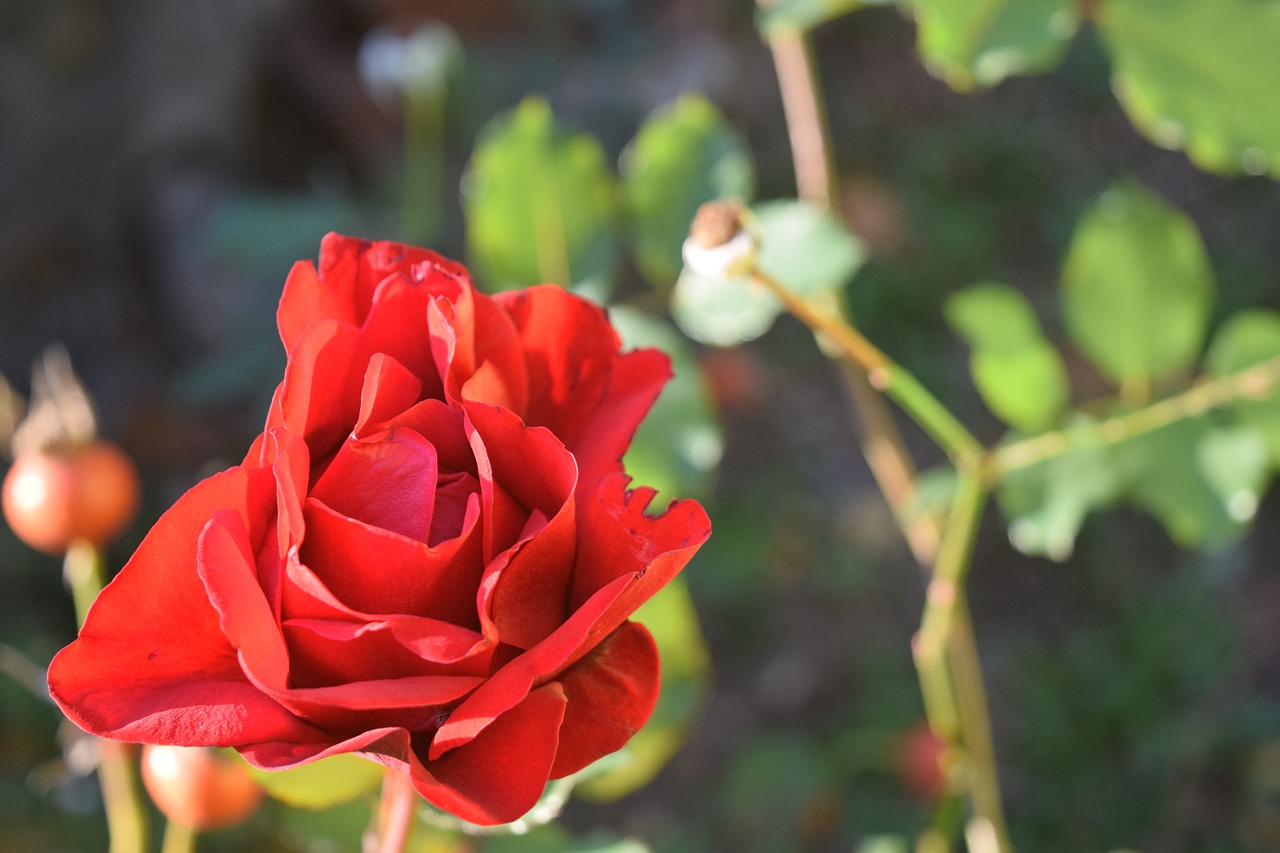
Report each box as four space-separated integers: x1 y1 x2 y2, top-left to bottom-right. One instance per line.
1207 310 1280 466
905 0 1077 90
1102 0 1280 178
464 97 616 293
946 282 1069 432
622 95 754 288
1061 181 1215 392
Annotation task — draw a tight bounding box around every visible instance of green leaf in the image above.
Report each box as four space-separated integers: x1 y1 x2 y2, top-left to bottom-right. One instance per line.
578 577 710 801
1060 181 1215 391
946 282 1069 431
753 199 865 297
463 97 616 293
1122 419 1244 548
970 345 1070 433
945 281 1042 349
997 420 1125 560
671 199 862 345
1197 426 1270 525
757 0 866 35
1206 310 1280 465
905 0 1078 90
621 95 754 288
671 268 780 346
1100 0 1280 178
952 284 1070 432
612 307 723 504
242 752 383 809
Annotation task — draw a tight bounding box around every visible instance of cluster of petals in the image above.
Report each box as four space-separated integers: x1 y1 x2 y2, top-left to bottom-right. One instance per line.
49 234 710 825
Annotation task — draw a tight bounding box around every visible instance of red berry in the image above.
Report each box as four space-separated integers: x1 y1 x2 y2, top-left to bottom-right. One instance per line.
141 745 264 831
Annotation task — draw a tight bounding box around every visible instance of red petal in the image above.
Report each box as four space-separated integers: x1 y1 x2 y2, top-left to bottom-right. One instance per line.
549 620 660 778
417 682 567 825
309 430 440 542
431 476 708 759
569 472 711 613
197 510 290 691
282 617 489 687
354 353 423 439
300 495 483 625
48 467 320 747
276 318 364 458
497 286 671 482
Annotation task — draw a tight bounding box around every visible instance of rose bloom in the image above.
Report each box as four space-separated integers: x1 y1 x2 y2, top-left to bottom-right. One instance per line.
48 234 710 825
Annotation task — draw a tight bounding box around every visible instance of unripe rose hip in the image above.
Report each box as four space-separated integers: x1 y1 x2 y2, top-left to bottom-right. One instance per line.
140 744 264 831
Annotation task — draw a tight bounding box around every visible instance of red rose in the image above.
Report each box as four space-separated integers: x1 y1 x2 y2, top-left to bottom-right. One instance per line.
48 234 710 825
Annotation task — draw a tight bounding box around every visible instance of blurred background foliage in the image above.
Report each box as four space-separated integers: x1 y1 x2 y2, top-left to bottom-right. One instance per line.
3 0 1280 850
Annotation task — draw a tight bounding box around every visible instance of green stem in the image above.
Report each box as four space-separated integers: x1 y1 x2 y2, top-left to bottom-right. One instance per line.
912 473 1010 851
748 266 984 470
161 820 197 853
989 353 1280 484
64 541 150 853
402 90 445 245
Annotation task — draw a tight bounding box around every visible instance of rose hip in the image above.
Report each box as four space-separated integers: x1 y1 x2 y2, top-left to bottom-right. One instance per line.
2 440 140 554
140 744 264 831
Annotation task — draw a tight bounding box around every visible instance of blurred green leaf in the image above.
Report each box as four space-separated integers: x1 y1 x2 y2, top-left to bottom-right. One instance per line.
622 95 754 288
904 0 1078 90
1061 181 1215 391
612 307 723 504
1206 310 1280 465
464 97 616 293
757 0 866 35
242 752 383 809
946 282 1069 431
1122 419 1243 548
671 199 861 345
945 281 1042 349
754 199 865 297
579 577 710 801
856 836 911 853
671 268 781 346
1101 0 1280 178
1197 426 1270 525
998 420 1125 560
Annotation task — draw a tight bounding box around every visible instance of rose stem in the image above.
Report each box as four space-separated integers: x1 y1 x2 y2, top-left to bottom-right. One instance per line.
744 262 1009 848
160 819 197 853
758 0 935 557
752 12 1008 849
987 353 1280 484
64 540 150 853
370 768 416 853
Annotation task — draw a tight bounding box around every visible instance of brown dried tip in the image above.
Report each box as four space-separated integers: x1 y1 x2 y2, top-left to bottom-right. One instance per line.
689 200 746 249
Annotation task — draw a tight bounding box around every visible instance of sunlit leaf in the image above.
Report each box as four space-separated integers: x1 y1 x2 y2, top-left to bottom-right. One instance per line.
671 199 862 345
1206 310 1280 465
757 0 867 35
1061 181 1215 391
1196 426 1270 526
1122 419 1243 548
903 0 1078 90
997 420 1125 561
671 268 780 346
578 577 710 801
612 307 723 504
463 97 616 293
243 752 383 809
622 95 754 288
754 199 865 297
946 282 1069 431
1101 0 1280 178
